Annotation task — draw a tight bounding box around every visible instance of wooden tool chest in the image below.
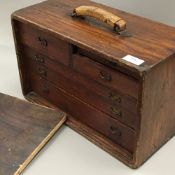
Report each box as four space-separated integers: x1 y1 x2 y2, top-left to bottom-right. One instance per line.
11 0 175 168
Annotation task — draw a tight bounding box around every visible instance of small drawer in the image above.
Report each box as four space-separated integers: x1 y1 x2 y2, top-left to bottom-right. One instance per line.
73 54 139 99
17 22 70 65
24 47 139 129
29 63 138 129
29 74 137 152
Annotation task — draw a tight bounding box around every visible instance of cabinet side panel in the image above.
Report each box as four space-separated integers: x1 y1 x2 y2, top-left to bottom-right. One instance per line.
11 18 31 95
135 55 175 167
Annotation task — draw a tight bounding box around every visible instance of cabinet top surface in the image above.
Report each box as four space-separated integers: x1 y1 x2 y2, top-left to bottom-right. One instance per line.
12 0 175 74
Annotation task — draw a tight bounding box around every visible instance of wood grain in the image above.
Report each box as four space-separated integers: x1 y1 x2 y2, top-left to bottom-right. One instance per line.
29 74 137 152
0 93 66 175
25 92 135 168
73 54 139 98
17 22 70 66
23 46 139 130
134 54 175 167
11 0 175 169
12 0 175 75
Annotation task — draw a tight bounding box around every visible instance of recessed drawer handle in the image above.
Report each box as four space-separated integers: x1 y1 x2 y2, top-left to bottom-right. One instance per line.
109 93 121 103
34 55 45 63
37 68 47 77
99 70 112 82
110 107 122 118
37 37 48 47
110 126 122 137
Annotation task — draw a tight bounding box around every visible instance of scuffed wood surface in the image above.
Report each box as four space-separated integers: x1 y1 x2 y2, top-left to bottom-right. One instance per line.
0 93 66 175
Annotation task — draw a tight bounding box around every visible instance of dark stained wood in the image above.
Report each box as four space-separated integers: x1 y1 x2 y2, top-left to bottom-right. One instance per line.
11 0 175 169
23 46 139 130
17 21 70 66
25 92 135 168
23 45 137 109
0 93 66 175
134 54 175 167
29 74 137 153
12 0 175 76
72 54 139 98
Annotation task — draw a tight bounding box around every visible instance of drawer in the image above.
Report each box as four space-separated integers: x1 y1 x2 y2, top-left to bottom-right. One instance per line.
17 22 70 65
29 74 137 152
24 47 139 129
73 54 139 99
23 46 137 110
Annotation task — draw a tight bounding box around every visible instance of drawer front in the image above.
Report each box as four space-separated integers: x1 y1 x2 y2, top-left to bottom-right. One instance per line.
29 74 137 152
17 22 70 65
73 54 139 99
24 47 139 129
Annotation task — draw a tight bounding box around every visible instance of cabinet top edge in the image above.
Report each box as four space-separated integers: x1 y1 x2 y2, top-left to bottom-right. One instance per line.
11 0 175 76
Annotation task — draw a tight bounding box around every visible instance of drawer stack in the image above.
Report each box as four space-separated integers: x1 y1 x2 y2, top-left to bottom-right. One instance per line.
15 23 139 154
12 0 175 168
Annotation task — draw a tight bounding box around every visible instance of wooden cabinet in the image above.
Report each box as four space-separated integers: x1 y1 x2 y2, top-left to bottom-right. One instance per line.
12 0 175 168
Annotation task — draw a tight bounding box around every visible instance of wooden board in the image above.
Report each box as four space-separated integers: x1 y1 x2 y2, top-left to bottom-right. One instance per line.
0 93 66 175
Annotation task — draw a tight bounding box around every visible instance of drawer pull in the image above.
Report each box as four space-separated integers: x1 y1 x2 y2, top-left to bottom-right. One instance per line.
110 126 122 137
37 68 47 77
99 70 112 82
34 55 45 63
37 37 48 47
110 107 122 118
109 93 121 103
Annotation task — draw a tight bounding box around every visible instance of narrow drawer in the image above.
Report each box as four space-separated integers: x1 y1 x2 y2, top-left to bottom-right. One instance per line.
24 47 139 129
73 54 139 99
29 74 137 153
17 21 70 65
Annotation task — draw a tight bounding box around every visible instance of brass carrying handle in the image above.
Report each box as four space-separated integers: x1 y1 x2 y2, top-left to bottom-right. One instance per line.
72 6 127 33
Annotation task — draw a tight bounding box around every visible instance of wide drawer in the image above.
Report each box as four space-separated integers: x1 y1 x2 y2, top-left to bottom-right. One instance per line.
16 22 70 65
29 73 137 153
24 46 139 129
72 54 139 99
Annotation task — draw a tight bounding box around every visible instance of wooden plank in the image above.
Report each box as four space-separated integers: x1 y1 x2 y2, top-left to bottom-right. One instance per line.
0 93 66 175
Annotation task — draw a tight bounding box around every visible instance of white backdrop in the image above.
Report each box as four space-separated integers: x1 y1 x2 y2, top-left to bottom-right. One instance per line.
94 0 175 27
0 1 175 175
